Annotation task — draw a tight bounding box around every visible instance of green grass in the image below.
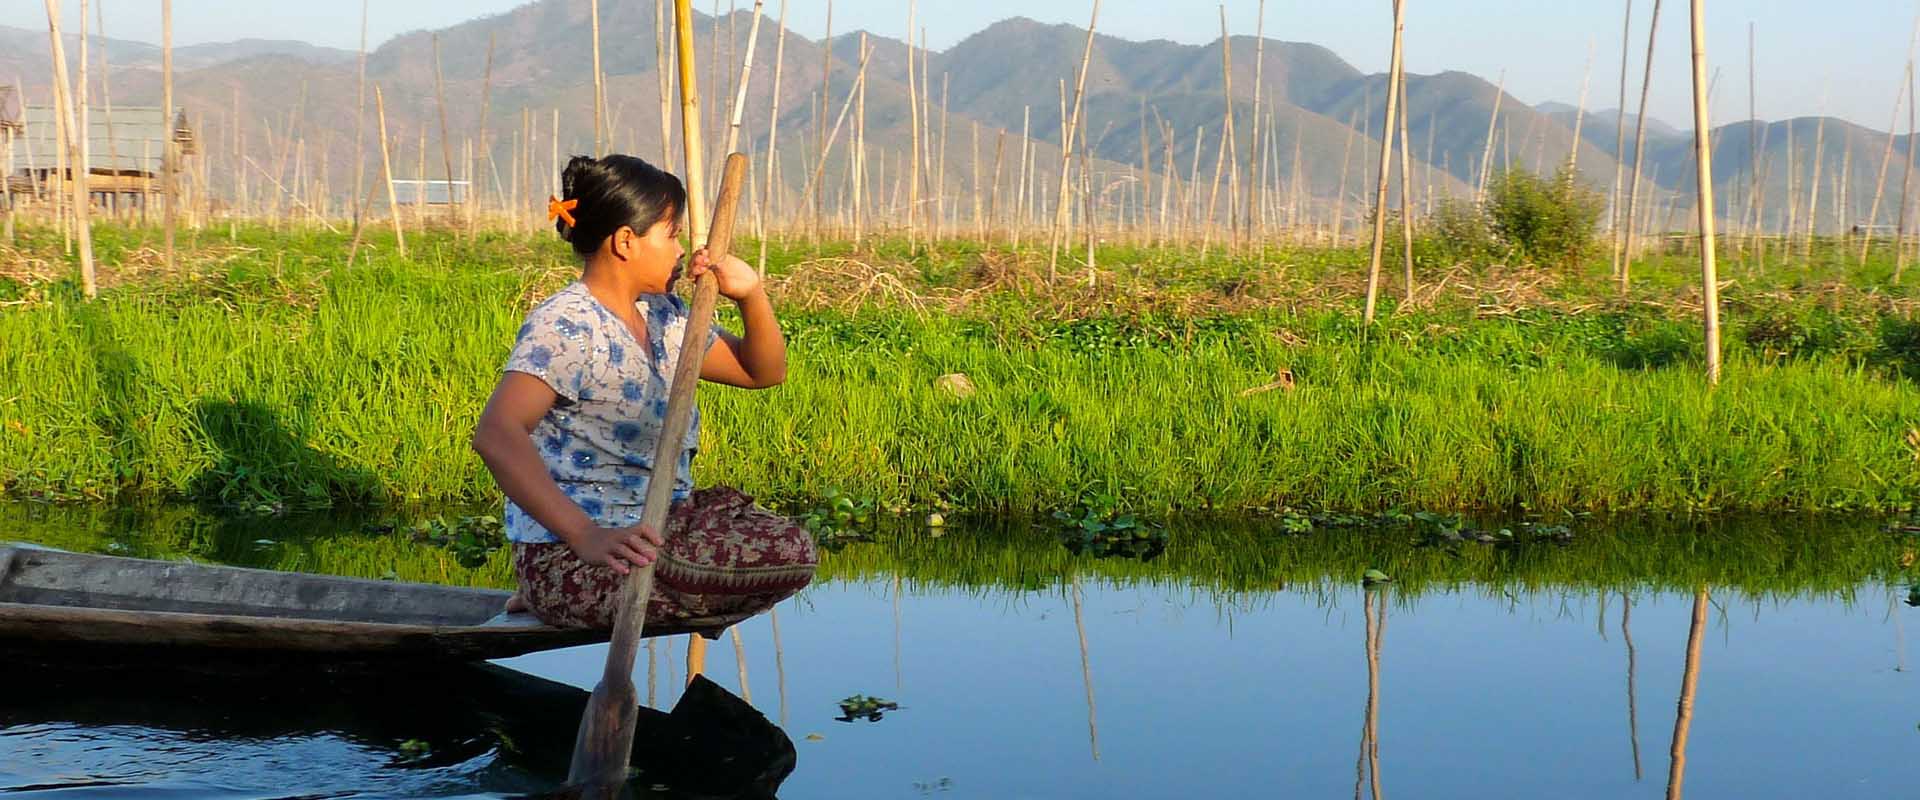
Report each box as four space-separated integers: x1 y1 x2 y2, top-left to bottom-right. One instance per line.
3 222 1919 516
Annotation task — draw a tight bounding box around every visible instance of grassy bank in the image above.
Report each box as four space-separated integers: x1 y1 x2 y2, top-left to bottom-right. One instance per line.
2 223 1919 515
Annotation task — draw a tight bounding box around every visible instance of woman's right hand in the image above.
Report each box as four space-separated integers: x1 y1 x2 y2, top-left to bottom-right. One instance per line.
568 524 663 575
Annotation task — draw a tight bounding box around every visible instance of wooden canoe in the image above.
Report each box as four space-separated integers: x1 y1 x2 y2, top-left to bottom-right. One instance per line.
0 544 709 661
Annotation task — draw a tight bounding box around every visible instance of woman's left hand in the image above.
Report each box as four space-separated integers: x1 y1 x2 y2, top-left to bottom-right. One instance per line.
688 248 763 302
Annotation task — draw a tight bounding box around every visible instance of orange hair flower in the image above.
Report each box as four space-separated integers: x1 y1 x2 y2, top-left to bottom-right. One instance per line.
546 195 579 226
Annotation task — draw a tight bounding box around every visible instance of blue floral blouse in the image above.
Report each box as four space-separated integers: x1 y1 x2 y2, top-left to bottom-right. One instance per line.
501 281 719 544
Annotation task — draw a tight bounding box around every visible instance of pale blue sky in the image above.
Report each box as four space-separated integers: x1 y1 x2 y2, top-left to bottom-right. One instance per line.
9 1 1915 131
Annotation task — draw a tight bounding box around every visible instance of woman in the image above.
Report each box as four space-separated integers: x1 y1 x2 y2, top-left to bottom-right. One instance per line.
471 153 815 631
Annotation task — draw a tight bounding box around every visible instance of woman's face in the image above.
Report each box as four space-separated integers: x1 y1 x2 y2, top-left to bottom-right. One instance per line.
614 210 685 293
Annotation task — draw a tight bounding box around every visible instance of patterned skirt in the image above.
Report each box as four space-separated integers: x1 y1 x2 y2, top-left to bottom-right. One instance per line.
512 486 818 633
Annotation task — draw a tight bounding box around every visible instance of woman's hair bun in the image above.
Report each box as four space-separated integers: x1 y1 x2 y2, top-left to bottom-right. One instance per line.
555 154 687 256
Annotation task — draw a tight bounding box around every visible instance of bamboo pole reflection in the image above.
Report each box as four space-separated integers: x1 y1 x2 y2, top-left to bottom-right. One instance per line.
646 638 658 708
1071 575 1100 761
1623 592 1642 780
893 575 903 693
731 626 753 703
1597 590 1609 641
770 605 790 728
1665 587 1710 800
1893 589 1909 673
1354 589 1386 800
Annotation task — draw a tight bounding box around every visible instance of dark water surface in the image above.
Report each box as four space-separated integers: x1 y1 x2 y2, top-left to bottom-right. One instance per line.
3 504 1918 798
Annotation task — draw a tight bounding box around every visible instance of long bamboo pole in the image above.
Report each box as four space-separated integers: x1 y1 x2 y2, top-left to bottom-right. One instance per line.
1786 121 1798 249
1013 106 1030 247
1398 60 1415 302
724 0 765 156
95 0 121 223
1860 17 1920 265
161 0 174 270
1686 0 1722 384
352 0 369 231
1157 119 1174 244
1571 40 1595 171
78 0 89 225
44 0 96 297
2 124 12 243
1046 0 1103 282
1620 0 1665 290
799 42 872 210
1751 21 1758 253
471 33 496 235
591 0 605 154
905 0 920 247
1201 119 1227 256
758 0 788 274
432 34 456 229
570 0 745 783
938 72 949 241
374 85 405 258
1476 71 1505 200
1246 0 1266 249
1219 5 1240 249
1335 110 1355 245
852 31 867 245
813 0 830 236
1899 68 1917 282
1363 0 1408 325
972 120 983 239
1610 0 1634 275
1805 90 1828 263
656 0 674 165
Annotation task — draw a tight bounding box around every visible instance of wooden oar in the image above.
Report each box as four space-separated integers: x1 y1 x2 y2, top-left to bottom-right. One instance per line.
567 1 743 786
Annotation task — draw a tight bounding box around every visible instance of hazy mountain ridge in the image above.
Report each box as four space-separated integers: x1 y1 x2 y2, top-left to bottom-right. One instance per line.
5 6 1912 227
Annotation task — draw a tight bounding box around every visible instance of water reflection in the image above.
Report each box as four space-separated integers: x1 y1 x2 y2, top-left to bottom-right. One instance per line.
1625 592 1643 780
1666 588 1710 800
1072 574 1099 761
4 504 1919 799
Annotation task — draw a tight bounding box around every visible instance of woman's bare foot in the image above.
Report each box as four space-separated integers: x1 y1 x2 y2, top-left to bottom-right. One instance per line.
505 592 529 614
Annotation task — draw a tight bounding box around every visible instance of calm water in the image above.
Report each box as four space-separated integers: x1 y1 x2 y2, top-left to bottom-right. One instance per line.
2 504 1917 798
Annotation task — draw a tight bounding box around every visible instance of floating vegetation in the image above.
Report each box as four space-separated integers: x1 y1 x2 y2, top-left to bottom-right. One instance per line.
1277 508 1578 548
835 694 901 723
1054 494 1168 561
799 489 879 551
363 515 505 569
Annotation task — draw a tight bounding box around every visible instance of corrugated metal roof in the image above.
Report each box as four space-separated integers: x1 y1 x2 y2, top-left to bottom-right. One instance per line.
6 105 190 175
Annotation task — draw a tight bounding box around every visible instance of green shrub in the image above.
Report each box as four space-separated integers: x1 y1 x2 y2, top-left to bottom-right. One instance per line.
1875 314 1920 379
1741 306 1874 362
1484 166 1606 267
1419 199 1500 266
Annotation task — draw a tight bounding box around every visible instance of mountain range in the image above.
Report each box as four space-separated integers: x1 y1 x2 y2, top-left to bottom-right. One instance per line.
3 3 1912 232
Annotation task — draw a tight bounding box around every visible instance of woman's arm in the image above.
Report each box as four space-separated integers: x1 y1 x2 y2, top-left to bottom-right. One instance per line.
692 249 788 389
471 373 660 573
